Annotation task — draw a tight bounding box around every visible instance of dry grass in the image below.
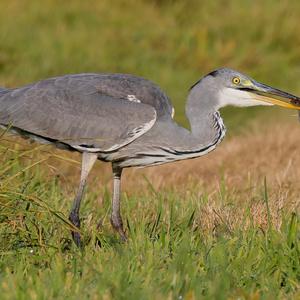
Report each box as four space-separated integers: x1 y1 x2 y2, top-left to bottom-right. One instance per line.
134 118 300 233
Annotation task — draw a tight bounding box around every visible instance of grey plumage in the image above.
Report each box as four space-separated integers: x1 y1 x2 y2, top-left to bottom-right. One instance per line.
0 74 171 152
1 68 299 246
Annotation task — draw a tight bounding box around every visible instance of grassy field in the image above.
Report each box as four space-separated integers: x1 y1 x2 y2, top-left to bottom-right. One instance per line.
0 1 300 299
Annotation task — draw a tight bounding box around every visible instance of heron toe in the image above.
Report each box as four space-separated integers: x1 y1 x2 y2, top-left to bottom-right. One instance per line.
110 216 127 242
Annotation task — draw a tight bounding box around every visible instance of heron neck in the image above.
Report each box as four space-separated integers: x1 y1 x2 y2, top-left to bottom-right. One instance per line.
186 86 222 146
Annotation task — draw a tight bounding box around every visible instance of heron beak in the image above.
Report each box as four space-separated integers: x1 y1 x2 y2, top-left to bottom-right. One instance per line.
241 81 300 110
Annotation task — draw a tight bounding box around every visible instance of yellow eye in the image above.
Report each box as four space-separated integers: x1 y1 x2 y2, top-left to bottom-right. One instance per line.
232 77 240 85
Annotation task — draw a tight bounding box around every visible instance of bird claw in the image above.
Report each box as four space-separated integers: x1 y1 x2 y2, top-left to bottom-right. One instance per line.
110 216 127 242
118 229 128 242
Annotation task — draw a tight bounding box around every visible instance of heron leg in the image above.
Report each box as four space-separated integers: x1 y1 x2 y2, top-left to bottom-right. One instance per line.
69 152 97 247
110 166 127 241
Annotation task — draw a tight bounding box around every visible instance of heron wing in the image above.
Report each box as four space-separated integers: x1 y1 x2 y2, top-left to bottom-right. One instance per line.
48 73 174 119
87 73 174 119
0 75 157 152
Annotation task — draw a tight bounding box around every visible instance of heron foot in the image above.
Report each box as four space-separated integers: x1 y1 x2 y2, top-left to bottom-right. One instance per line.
110 215 127 242
69 211 82 248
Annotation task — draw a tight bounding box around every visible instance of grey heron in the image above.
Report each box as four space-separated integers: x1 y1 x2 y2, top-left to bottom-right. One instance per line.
0 68 299 246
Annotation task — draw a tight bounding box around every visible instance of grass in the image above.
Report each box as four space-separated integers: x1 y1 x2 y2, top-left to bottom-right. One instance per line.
0 122 300 299
1 0 300 299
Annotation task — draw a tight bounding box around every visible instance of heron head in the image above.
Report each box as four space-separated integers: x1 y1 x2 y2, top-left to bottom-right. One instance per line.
198 68 300 110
